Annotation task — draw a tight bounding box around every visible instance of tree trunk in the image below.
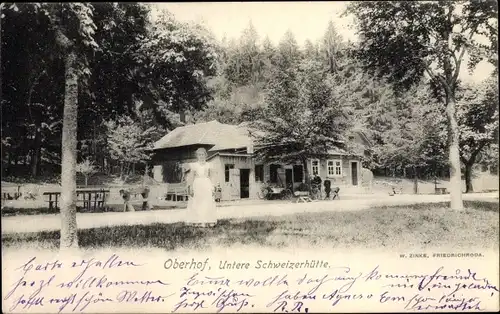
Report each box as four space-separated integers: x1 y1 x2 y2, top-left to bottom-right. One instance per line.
464 162 474 193
413 166 418 195
302 158 310 192
446 94 464 210
6 153 11 176
60 50 79 249
84 175 88 186
31 126 42 177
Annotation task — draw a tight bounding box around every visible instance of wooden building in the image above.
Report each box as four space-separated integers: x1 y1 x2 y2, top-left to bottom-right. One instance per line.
152 120 371 201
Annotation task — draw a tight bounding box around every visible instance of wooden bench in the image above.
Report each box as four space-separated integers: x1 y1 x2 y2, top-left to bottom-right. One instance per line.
43 192 60 210
77 189 110 211
166 185 189 201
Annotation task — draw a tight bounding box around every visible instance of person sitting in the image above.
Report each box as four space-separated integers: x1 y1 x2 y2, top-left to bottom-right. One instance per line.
140 186 151 210
311 175 322 199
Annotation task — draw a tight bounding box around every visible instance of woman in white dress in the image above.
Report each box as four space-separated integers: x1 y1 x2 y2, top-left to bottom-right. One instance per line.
186 148 218 227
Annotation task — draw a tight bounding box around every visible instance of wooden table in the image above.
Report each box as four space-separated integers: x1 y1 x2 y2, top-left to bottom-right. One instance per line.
43 189 110 211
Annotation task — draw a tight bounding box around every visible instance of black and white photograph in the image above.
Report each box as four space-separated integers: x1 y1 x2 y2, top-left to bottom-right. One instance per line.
1 2 499 313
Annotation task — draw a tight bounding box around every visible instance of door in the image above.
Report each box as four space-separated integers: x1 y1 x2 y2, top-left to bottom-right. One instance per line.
285 169 293 189
240 169 250 198
277 167 286 186
351 162 359 186
229 168 240 200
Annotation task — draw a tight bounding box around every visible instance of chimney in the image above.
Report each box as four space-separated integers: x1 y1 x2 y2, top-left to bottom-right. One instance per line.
179 111 186 123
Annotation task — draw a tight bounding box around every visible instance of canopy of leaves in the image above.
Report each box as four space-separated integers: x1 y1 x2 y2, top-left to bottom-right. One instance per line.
457 75 499 164
374 82 448 171
346 0 498 91
251 59 350 164
134 10 219 118
104 110 165 166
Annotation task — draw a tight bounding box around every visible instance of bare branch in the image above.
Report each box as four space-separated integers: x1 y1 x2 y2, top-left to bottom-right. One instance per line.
452 24 479 84
448 48 459 67
423 61 448 90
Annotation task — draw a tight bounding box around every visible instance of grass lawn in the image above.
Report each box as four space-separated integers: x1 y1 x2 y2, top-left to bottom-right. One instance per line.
0 203 181 216
2 201 498 252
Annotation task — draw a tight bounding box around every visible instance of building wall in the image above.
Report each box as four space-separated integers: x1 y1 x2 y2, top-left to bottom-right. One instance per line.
205 154 363 200
153 145 214 183
153 145 363 199
306 155 362 187
218 155 257 201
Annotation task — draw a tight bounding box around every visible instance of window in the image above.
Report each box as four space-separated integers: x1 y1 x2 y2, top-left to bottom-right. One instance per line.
327 159 342 177
311 160 320 176
269 164 281 183
293 165 303 183
225 164 234 182
255 165 264 182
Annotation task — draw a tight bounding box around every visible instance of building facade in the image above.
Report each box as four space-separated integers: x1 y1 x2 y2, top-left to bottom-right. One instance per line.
152 120 371 201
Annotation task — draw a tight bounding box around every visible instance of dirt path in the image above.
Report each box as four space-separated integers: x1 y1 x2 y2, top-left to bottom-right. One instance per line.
1 193 497 235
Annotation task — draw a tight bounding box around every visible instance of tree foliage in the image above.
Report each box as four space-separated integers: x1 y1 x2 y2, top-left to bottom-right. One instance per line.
104 111 165 179
457 75 499 191
2 4 220 179
134 10 219 119
346 0 498 210
252 59 350 185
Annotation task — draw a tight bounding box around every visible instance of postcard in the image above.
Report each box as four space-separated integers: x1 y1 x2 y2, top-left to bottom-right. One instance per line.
1 1 499 313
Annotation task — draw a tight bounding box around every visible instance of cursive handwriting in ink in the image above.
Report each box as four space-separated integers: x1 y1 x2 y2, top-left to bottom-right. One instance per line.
116 290 171 304
15 257 63 276
322 289 370 307
48 294 77 313
69 254 144 283
296 274 332 294
186 273 231 287
271 301 310 313
417 267 492 292
267 290 316 309
8 291 45 312
4 274 55 300
172 298 207 312
212 289 252 313
57 274 169 289
405 293 482 311
71 291 114 312
45 292 114 313
446 279 499 296
379 291 406 303
235 275 289 288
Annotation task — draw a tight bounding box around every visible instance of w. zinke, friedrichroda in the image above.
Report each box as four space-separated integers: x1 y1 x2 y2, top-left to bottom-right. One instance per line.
219 259 329 270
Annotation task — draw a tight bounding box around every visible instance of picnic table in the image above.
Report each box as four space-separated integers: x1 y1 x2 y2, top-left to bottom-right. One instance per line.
43 189 110 211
